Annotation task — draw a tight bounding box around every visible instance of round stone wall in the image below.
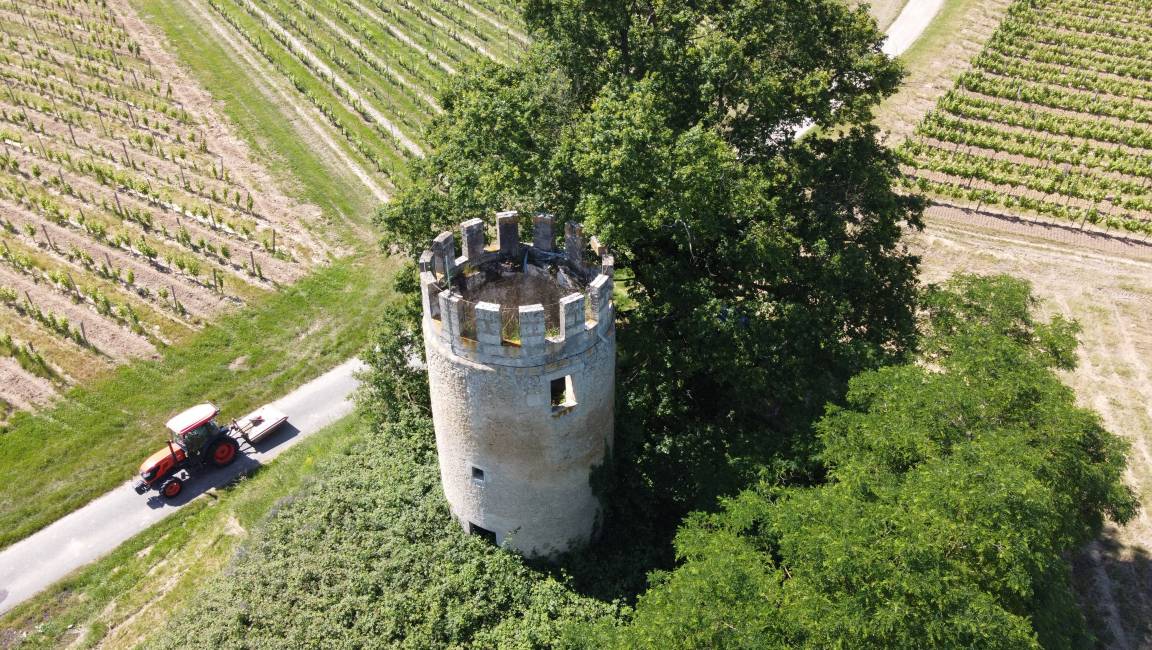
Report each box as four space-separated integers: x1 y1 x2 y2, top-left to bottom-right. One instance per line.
424 317 614 558
418 212 616 558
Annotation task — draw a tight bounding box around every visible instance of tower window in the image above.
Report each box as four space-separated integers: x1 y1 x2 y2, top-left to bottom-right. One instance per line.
550 375 576 410
469 522 497 545
472 466 485 483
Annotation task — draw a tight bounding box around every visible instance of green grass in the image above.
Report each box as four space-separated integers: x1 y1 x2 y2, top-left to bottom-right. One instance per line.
0 414 369 649
895 0 988 70
0 0 406 551
0 254 395 549
129 0 383 245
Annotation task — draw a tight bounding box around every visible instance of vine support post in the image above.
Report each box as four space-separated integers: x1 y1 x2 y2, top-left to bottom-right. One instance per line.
41 225 55 251
2 78 16 104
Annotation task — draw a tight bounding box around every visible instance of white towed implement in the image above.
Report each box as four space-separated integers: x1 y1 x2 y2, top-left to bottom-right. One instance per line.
231 405 289 445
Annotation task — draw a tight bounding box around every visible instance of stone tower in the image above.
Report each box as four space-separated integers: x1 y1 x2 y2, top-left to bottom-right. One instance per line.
418 211 615 558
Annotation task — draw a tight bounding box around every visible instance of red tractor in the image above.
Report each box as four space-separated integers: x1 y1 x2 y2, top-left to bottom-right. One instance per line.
135 403 287 499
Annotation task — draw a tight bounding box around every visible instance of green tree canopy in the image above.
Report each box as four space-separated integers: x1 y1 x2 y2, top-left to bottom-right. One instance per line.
379 0 924 510
581 275 1136 649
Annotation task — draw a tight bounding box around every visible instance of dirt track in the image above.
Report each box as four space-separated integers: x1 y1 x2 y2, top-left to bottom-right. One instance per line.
171 0 391 214
108 0 330 263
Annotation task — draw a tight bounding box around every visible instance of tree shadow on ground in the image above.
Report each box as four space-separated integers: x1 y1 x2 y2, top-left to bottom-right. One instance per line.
1072 524 1152 650
536 508 680 604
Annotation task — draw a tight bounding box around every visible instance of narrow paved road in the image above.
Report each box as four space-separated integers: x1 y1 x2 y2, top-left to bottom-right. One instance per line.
0 0 951 618
882 0 946 56
794 0 945 138
0 358 365 615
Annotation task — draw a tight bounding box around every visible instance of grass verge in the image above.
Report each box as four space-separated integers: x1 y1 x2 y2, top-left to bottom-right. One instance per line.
0 414 368 649
0 0 403 551
0 254 395 549
895 0 989 71
872 0 1011 144
129 0 383 245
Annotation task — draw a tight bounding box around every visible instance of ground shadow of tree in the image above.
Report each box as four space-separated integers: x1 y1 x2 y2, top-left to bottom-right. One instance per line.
1073 524 1152 650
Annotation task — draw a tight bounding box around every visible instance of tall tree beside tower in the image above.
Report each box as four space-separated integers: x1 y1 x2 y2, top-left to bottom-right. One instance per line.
379 0 923 510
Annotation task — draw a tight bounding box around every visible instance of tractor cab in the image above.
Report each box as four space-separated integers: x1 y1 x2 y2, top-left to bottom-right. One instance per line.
165 403 225 460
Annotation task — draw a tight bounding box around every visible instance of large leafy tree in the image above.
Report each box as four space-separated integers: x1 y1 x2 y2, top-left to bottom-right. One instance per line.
578 276 1136 649
379 0 923 510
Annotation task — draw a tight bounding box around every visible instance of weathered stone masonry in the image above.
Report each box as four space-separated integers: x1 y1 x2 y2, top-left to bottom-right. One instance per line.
419 212 616 558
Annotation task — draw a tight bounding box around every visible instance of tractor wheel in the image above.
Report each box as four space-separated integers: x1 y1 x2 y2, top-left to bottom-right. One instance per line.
208 437 240 467
160 477 184 499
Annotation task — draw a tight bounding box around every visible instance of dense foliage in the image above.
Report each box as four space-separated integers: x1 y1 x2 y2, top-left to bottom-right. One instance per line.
575 275 1137 649
379 0 924 510
153 275 1133 649
156 278 619 649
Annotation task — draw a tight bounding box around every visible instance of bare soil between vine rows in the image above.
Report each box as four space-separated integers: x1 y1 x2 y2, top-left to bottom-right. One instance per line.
107 0 331 263
0 0 332 415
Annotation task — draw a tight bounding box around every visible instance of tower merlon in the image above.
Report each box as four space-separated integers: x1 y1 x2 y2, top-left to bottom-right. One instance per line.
462 217 485 262
533 214 555 251
431 230 457 278
560 292 585 342
564 222 584 270
420 213 615 368
497 210 521 257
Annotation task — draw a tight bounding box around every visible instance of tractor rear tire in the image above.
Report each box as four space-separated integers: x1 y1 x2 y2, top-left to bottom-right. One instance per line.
160 477 184 499
208 437 240 468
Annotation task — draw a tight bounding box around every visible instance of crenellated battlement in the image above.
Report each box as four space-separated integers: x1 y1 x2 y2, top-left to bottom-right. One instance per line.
419 211 614 368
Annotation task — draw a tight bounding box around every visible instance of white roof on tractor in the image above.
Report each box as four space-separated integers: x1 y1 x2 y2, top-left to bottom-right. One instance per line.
166 403 219 435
